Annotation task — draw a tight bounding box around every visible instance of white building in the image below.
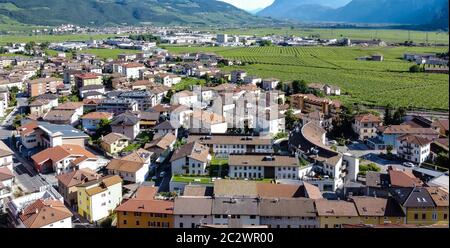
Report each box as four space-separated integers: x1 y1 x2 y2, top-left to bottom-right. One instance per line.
396 134 432 164
212 197 259 226
174 197 213 228
352 114 382 140
229 155 300 180
217 34 228 44
171 90 198 107
170 142 211 176
113 62 146 79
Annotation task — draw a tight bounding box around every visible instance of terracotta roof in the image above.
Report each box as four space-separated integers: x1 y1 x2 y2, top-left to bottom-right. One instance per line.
0 140 14 157
174 197 213 215
115 199 174 214
259 198 316 217
18 121 39 135
350 197 389 217
144 133 176 150
133 185 158 200
183 185 214 197
303 182 323 200
256 183 303 198
75 73 101 80
397 134 432 147
56 102 83 110
426 187 449 207
315 199 359 217
101 132 130 145
388 169 424 188
229 154 298 167
191 110 225 125
122 149 153 163
0 166 14 181
170 141 209 163
432 119 449 131
188 134 272 146
106 159 144 173
28 99 52 107
355 114 382 123
382 125 439 135
122 62 145 69
77 175 122 196
214 180 259 197
81 112 113 120
31 145 96 165
56 168 100 188
43 109 76 122
19 199 73 228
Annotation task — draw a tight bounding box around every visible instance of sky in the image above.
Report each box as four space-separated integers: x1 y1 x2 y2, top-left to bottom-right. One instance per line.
219 0 275 11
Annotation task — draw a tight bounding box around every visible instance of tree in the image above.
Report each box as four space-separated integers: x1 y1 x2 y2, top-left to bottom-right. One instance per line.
276 81 284 91
359 163 381 176
386 145 394 155
384 104 393 125
292 80 308 94
39 41 50 50
409 65 421 73
392 107 406 124
25 41 36 54
93 119 112 140
435 152 449 168
284 109 299 130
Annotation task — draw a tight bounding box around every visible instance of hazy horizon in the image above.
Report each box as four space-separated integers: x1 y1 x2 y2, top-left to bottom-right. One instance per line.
219 0 275 11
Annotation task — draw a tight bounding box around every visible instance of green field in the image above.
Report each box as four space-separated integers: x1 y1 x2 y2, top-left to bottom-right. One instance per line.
207 28 449 44
167 45 449 110
81 48 140 59
0 33 114 45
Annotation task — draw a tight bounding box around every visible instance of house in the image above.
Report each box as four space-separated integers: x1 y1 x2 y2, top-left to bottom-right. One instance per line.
113 62 146 79
111 113 140 140
171 90 198 107
117 90 156 111
188 110 228 134
187 134 273 158
132 111 160 130
56 168 101 208
97 98 139 115
81 112 114 133
154 120 179 138
74 73 102 89
364 172 391 198
396 135 432 164
315 199 360 228
27 77 63 97
297 111 333 131
79 85 105 99
18 199 73 228
230 70 247 83
106 149 152 183
115 186 174 228
144 133 176 163
349 196 405 225
352 114 383 140
18 121 89 149
155 73 182 87
431 119 449 137
425 187 449 225
101 133 130 155
290 94 341 117
31 144 97 175
173 197 213 228
243 75 262 85
388 167 424 188
259 198 318 228
228 155 299 180
43 109 78 125
261 78 279 91
376 125 439 148
0 166 14 209
29 98 57 117
212 197 259 226
77 175 123 223
170 142 211 176
0 140 14 170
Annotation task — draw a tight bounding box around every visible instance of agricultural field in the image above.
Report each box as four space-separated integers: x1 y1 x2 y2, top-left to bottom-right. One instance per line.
80 48 140 59
207 27 450 45
167 45 449 110
0 33 114 45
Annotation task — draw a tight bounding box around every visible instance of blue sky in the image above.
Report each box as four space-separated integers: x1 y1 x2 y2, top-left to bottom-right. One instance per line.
219 0 275 10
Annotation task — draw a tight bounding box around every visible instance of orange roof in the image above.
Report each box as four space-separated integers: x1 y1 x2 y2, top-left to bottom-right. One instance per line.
388 168 424 188
81 112 113 120
75 73 102 80
115 199 174 214
19 199 72 228
56 102 84 110
122 62 145 69
355 114 382 123
31 145 96 165
19 121 39 135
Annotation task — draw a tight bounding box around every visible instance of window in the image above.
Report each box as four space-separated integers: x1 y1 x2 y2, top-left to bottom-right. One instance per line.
136 221 140 226
180 223 184 228
123 220 127 225
123 211 127 216
250 215 256 219
444 214 448 220
422 213 426 220
414 213 419 220
215 215 220 218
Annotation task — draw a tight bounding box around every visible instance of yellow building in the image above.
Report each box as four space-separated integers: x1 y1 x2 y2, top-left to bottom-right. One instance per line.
350 196 405 225
115 186 174 228
77 175 123 223
75 73 103 89
315 199 361 228
101 133 130 155
393 187 448 226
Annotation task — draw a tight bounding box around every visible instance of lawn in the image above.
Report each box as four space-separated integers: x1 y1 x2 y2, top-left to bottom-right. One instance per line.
171 175 214 184
172 77 206 92
166 45 449 110
204 27 450 45
82 48 140 60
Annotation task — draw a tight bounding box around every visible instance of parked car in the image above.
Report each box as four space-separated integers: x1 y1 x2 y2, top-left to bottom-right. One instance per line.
403 162 415 168
160 171 166 178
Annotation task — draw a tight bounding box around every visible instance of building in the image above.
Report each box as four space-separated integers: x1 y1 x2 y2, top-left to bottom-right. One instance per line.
187 134 273 158
171 90 198 107
113 62 146 79
74 73 102 89
56 168 101 208
0 166 14 209
101 132 130 155
111 113 141 140
77 175 123 223
18 199 73 228
0 140 14 170
97 98 139 115
188 110 228 134
81 112 114 133
19 121 89 149
43 109 78 125
259 198 318 228
290 94 341 117
315 199 360 228
217 34 228 44
27 77 63 97
155 73 182 87
144 133 176 163
212 197 259 226
106 152 150 183
79 85 105 99
376 125 439 148
154 120 179 138
228 155 299 180
431 119 449 137
29 98 58 117
350 196 405 225
31 144 97 174
425 187 449 225
170 142 211 176
261 78 280 91
116 186 174 228
174 197 213 228
352 114 383 140
396 134 432 164
230 70 247 83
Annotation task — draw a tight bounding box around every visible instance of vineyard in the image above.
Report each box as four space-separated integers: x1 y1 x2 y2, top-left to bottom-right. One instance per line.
167 46 449 110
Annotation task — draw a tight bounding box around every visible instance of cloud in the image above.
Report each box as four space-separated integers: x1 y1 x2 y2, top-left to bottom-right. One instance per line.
219 0 274 11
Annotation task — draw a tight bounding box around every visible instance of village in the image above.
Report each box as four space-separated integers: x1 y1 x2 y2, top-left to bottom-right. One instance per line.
0 28 448 229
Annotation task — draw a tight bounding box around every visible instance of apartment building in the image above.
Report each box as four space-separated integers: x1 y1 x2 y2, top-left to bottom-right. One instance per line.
396 134 432 164
27 77 64 97
170 142 211 176
174 197 213 228
352 114 383 140
228 155 300 180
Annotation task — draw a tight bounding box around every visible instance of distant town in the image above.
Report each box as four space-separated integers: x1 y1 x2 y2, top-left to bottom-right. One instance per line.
0 23 448 229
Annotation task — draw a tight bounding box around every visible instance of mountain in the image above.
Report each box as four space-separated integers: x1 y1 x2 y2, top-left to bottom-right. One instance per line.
258 0 449 29
258 0 350 19
0 0 267 26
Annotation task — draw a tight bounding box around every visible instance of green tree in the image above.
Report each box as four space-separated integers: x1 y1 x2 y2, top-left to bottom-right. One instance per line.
93 119 112 140
392 107 406 124
284 109 299 130
409 65 422 73
25 41 36 53
292 80 307 94
384 104 393 125
386 145 394 155
435 152 449 168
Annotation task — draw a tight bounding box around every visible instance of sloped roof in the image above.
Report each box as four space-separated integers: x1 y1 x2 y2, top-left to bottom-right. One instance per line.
55 168 100 188
111 113 140 126
19 199 73 228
